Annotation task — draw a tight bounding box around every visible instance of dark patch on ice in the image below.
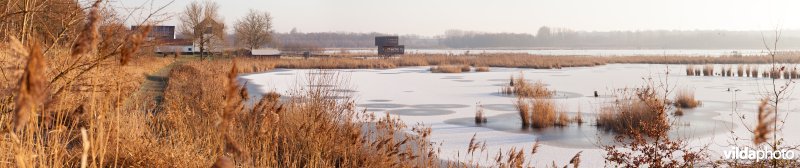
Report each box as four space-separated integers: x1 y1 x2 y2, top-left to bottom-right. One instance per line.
404 90 415 93
358 103 407 109
482 104 517 111
410 104 470 109
368 99 393 102
363 108 387 112
387 108 456 116
453 80 474 82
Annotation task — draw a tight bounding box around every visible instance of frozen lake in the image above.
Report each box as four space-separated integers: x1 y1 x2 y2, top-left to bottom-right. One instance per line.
240 64 800 166
324 49 785 56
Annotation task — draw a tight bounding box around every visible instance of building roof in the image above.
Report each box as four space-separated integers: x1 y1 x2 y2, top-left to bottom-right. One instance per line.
251 48 281 56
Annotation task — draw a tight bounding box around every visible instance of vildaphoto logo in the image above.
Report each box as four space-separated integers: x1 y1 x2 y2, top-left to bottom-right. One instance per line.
723 146 797 161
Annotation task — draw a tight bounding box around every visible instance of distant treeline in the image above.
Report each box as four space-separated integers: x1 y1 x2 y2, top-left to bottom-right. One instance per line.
273 27 800 49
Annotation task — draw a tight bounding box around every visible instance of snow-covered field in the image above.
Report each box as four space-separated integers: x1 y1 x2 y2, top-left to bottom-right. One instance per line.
239 64 800 166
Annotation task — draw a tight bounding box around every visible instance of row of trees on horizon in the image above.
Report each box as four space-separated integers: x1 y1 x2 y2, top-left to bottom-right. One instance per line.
270 28 800 50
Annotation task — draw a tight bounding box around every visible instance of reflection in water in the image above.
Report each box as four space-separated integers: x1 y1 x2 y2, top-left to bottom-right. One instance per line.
443 107 736 148
358 103 407 109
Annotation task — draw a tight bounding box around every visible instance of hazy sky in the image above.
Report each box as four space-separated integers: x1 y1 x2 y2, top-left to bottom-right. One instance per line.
117 0 800 36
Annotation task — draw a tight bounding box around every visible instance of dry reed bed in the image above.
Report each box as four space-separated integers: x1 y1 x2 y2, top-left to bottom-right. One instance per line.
156 61 444 167
496 73 578 128
430 64 470 73
230 53 800 74
596 86 670 136
685 64 800 79
501 73 552 98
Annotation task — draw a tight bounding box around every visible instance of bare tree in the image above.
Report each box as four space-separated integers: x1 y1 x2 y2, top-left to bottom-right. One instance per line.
233 9 273 52
178 1 223 59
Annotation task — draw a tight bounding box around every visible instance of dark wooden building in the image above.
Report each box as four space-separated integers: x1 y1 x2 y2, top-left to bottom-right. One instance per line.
375 36 404 56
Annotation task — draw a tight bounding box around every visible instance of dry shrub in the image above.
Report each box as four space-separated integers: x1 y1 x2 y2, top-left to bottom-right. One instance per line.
596 86 669 137
516 98 531 127
475 102 487 125
685 65 695 76
750 65 758 77
530 99 557 128
601 85 705 167
674 107 684 116
475 66 490 72
516 97 569 128
573 110 584 125
737 64 745 77
502 73 552 98
674 88 700 108
156 62 443 167
703 64 714 76
460 64 471 72
555 111 571 127
753 99 775 145
430 65 466 73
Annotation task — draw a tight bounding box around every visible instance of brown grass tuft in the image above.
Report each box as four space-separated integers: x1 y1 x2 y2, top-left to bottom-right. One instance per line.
737 64 745 77
475 66 490 72
754 99 775 145
516 98 531 127
502 73 552 98
12 38 47 130
120 25 151 65
703 64 714 76
530 99 557 128
430 65 466 73
569 151 582 168
597 86 669 136
475 102 487 125
71 0 103 57
673 88 700 108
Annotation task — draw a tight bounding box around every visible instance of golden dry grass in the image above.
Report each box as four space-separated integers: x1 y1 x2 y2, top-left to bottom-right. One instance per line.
430 64 469 73
475 66 490 72
596 86 669 136
674 88 700 108
501 73 552 98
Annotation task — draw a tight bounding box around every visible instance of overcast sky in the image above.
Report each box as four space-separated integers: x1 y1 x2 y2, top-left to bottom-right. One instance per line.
116 0 800 36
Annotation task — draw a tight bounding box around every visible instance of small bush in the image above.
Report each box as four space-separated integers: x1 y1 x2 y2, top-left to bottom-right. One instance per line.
530 99 557 128
475 66 490 72
430 65 464 73
703 64 714 76
674 88 700 108
596 87 669 136
501 73 552 98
